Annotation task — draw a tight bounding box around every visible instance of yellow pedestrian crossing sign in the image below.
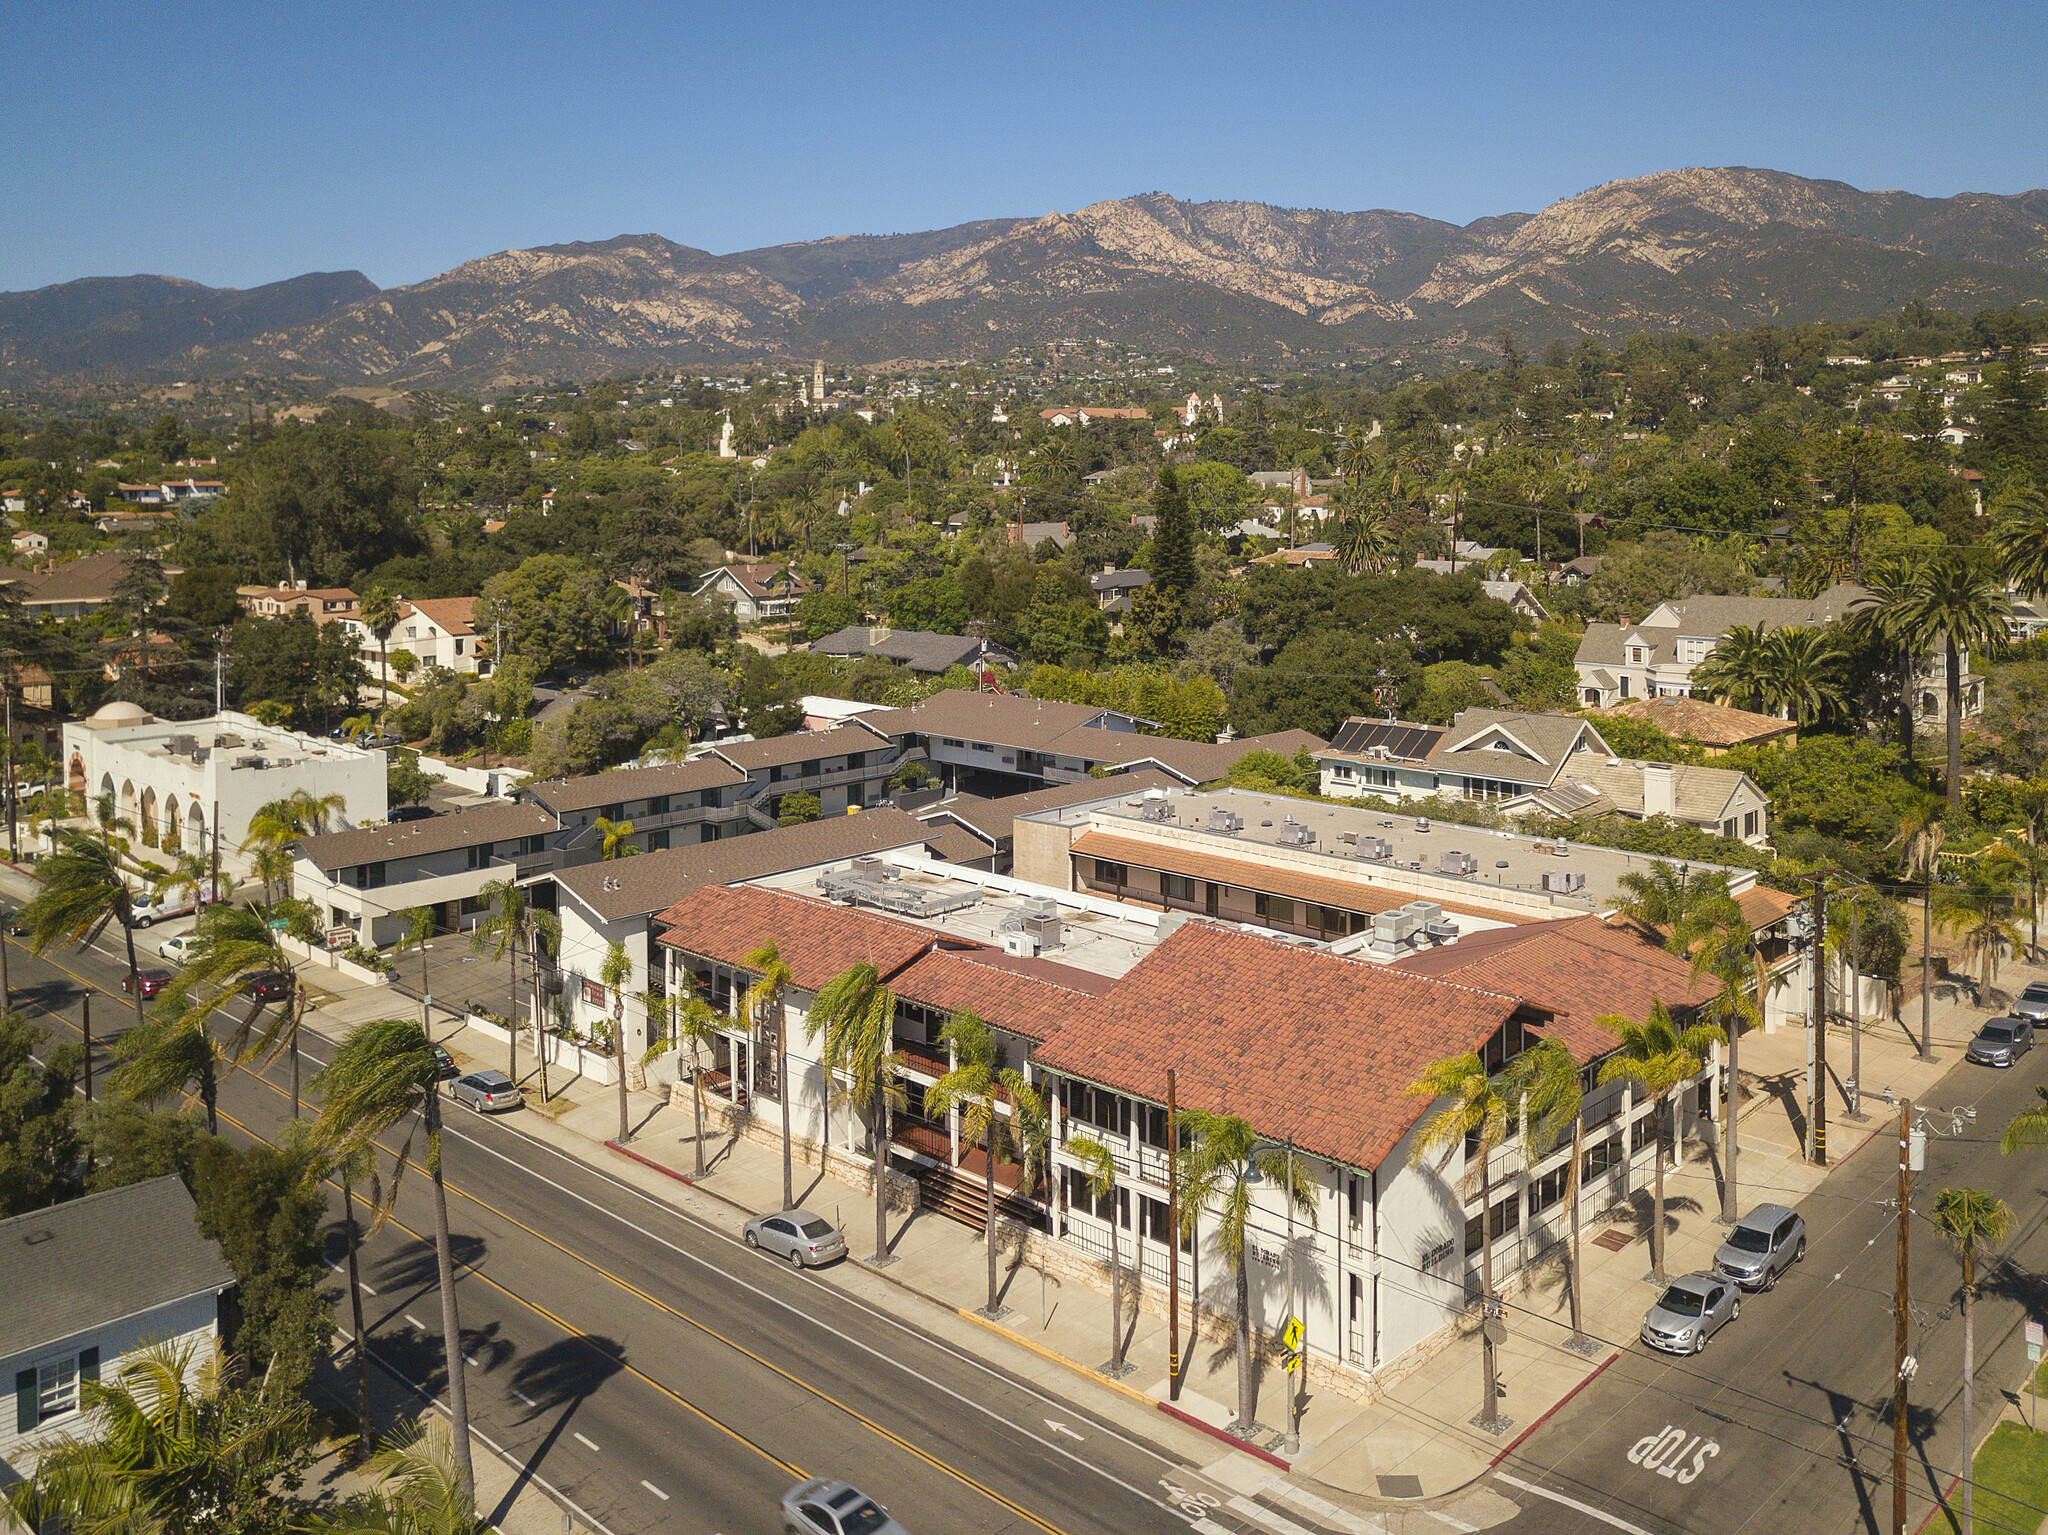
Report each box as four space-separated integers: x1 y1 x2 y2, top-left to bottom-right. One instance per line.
1282 1317 1303 1352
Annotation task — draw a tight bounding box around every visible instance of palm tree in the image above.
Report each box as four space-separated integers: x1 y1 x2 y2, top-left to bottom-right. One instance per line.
1067 1135 1129 1374
663 995 723 1178
22 824 155 1026
1505 1037 1594 1352
3 1338 315 1533
241 789 345 902
1901 556 2012 813
333 1133 380 1465
313 1017 477 1499
1338 436 1379 487
1932 863 2025 993
742 940 798 1211
595 815 639 860
397 904 436 1033
470 877 550 1090
1334 504 1394 576
1689 624 1775 714
1677 891 1773 1222
1934 1187 2013 1535
1604 861 1723 942
1178 1109 1318 1433
808 962 904 1262
1596 1002 1723 1284
1991 486 2048 600
927 1008 1013 1317
311 1416 483 1533
602 939 633 1143
1407 1052 1517 1429
160 898 320 1117
1851 555 1930 762
1762 625 1848 728
360 586 402 700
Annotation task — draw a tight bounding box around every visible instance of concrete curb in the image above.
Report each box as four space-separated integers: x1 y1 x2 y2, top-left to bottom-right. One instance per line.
1488 1349 1621 1468
954 1306 1156 1408
1156 1400 1293 1471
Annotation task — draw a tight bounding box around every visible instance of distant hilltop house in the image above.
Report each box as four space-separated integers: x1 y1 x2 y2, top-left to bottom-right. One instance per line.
1594 695 1799 754
1038 406 1151 427
237 582 361 627
694 562 811 624
1007 521 1072 552
809 626 1018 676
340 596 487 679
1573 587 1983 724
20 551 185 621
1089 566 1151 613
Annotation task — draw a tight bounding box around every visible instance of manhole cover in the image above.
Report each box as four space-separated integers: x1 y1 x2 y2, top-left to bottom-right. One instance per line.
1592 1228 1634 1252
1377 1475 1424 1498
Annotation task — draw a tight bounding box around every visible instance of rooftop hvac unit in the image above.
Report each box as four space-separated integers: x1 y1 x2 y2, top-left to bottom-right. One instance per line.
1551 844 1572 858
1277 819 1316 847
1207 807 1243 833
1402 900 1443 926
1023 913 1062 950
168 735 197 754
232 755 266 770
1424 920 1461 944
1440 850 1477 876
850 855 887 878
1374 908 1424 943
1139 800 1175 822
191 748 209 764
1414 817 1431 833
1021 896 1059 919
1356 836 1391 861
1002 930 1041 957
1541 870 1586 894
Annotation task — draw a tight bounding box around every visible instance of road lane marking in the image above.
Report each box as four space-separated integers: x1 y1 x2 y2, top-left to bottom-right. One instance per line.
1431 1512 1477 1533
574 1431 601 1452
405 1314 426 1331
359 1281 376 1295
514 1389 537 1407
641 1480 670 1501
1494 1472 1655 1535
1267 1484 1385 1534
1226 1494 1316 1535
1627 1425 1720 1484
464 1355 478 1367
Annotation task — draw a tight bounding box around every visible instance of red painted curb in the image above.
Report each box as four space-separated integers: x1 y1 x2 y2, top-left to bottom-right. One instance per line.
604 1139 694 1185
1490 1349 1622 1467
1912 1475 1959 1535
1156 1400 1292 1471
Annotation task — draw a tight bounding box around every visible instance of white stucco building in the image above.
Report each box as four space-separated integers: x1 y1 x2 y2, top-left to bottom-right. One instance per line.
63 703 387 872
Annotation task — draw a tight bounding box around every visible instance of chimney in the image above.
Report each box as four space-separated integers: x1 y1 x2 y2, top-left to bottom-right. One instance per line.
1103 562 1116 575
1618 613 1632 628
1642 760 1676 818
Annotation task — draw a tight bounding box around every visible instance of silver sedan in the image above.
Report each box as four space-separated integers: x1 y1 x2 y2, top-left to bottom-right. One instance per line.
780 1478 906 1535
1641 1272 1739 1355
745 1209 848 1268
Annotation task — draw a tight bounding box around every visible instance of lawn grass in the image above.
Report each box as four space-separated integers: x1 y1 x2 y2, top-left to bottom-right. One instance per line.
1971 1420 2048 1535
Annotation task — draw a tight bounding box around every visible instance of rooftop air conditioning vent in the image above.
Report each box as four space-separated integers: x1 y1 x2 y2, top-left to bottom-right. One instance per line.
1001 930 1041 957
1140 800 1175 822
1541 870 1586 894
1357 836 1391 861
1424 920 1461 943
232 755 265 770
1440 850 1477 876
1207 807 1243 834
1414 818 1431 832
1277 822 1316 847
1021 896 1059 919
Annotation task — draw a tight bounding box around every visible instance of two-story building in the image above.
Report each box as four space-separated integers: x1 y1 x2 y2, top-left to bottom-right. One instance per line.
809 627 1018 676
694 562 812 625
237 583 361 627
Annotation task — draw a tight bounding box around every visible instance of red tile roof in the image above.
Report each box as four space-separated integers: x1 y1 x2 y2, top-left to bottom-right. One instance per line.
402 596 478 637
1034 921 1536 1171
653 884 947 991
889 947 1110 1043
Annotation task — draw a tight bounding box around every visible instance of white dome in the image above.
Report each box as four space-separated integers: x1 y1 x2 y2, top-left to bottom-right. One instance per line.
89 700 154 724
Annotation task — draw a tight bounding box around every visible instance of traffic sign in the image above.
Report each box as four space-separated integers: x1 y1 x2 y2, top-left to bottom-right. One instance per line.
2027 1320 2043 1350
1282 1317 1304 1352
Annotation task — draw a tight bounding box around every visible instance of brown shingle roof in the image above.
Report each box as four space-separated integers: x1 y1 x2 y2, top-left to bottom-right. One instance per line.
1034 921 1535 1171
858 691 1132 752
523 757 746 816
1088 729 1328 785
920 769 1183 843
402 596 478 636
706 722 895 772
295 803 561 871
1069 829 1534 928
917 821 996 864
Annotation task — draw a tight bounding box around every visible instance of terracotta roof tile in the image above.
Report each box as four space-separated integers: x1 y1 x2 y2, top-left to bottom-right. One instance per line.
653 884 944 990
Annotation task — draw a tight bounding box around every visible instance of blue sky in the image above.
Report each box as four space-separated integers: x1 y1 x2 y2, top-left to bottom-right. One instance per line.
8 1 2043 293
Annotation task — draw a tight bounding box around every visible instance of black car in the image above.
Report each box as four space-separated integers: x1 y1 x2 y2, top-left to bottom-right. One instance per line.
430 1043 460 1080
3 913 25 938
243 971 293 1002
389 804 436 823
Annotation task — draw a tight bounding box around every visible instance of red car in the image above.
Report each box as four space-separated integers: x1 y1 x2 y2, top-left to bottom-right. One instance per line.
124 968 172 998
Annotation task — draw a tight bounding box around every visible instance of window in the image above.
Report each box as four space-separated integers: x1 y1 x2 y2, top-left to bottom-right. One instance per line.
703 787 721 809
1138 1103 1171 1150
1464 1192 1519 1254
1162 874 1198 903
1306 903 1350 934
648 830 670 851
601 803 624 822
459 893 491 915
1631 1114 1659 1155
802 761 820 778
359 862 386 890
1093 859 1127 886
467 842 492 869
1583 1134 1623 1181
1140 1195 1191 1252
1528 1162 1571 1216
19 1349 94 1428
648 795 670 816
1744 810 1758 837
524 835 546 855
1255 893 1297 926
1723 818 1737 839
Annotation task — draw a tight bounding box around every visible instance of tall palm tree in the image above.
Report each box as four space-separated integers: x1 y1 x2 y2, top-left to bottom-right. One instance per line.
1067 1135 1128 1374
397 904 435 1033
1677 891 1773 1222
1334 504 1394 576
1338 436 1379 487
602 939 633 1143
1761 625 1848 727
3 1338 315 1534
22 824 153 1026
1407 1052 1517 1429
310 1416 483 1534
1689 624 1775 714
807 962 904 1262
1596 1002 1722 1284
1604 861 1723 942
1991 486 2048 600
334 1133 380 1465
160 898 320 1117
1851 555 1931 762
1932 864 2025 992
1505 1037 1594 1352
313 1017 476 1499
928 1008 1014 1317
595 815 639 860
1934 1187 2013 1535
742 940 798 1210
1901 556 2012 813
1178 1109 1318 1434
360 586 402 700
470 877 549 1089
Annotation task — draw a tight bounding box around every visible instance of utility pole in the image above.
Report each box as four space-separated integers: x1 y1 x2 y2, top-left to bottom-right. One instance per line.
1893 1097 1913 1535
1166 1067 1182 1402
3 677 15 865
1809 874 1830 1166
210 797 220 905
1848 899 1865 1121
1920 862 1935 1061
214 627 227 715
81 995 91 1102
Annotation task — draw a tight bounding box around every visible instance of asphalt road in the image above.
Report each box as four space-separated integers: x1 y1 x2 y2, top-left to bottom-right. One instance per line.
1490 1022 2048 1535
5 923 1259 1535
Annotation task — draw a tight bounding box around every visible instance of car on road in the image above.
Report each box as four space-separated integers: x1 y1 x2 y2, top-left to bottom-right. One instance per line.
450 1070 522 1113
430 1043 459 1080
389 804 436 822
122 968 173 998
4 912 25 938
2011 983 2048 1023
127 892 194 928
158 934 194 964
745 1210 848 1268
780 1478 905 1535
1640 1273 1739 1355
242 971 293 1002
1967 1015 2034 1067
1713 1203 1807 1290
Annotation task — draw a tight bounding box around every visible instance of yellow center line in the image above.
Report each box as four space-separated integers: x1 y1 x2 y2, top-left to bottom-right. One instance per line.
13 939 1071 1535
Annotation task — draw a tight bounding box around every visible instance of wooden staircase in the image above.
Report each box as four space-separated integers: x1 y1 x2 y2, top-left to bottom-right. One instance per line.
908 1158 1043 1235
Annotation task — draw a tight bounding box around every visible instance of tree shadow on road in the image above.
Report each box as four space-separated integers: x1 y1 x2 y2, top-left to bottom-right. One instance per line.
490 1334 628 1530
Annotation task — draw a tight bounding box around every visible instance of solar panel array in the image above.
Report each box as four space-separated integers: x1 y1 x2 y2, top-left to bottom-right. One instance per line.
1325 718 1446 762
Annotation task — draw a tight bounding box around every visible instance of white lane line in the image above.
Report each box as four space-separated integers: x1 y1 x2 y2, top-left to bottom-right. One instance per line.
1269 1483 1385 1534
1226 1494 1317 1535
513 1389 536 1407
358 1280 376 1295
573 1431 601 1453
1431 1512 1477 1533
1493 1472 1654 1535
641 1480 670 1501
1192 1523 1234 1535
464 1355 478 1367
404 1314 426 1331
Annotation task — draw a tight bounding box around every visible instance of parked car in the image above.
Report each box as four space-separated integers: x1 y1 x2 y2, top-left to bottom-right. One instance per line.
242 971 293 1002
4 911 26 937
745 1210 848 1268
123 968 172 999
780 1478 905 1535
1713 1203 1807 1290
157 933 194 964
1967 1016 2034 1068
430 1043 460 1081
1640 1273 1740 1355
450 1070 522 1113
2011 983 2048 1023
389 804 436 823
127 892 194 928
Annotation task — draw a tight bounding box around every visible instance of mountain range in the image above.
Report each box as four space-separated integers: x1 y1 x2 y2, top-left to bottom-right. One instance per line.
5 167 2047 389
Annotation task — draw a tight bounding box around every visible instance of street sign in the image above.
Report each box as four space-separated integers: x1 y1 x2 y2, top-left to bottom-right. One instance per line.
2027 1320 2043 1350
1282 1317 1304 1352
